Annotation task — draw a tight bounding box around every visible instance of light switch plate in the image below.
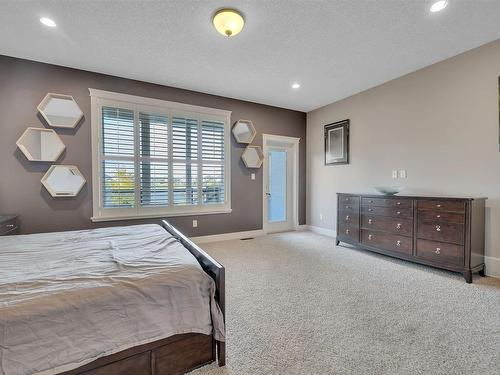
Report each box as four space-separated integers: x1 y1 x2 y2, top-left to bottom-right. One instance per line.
251 173 255 180
399 170 407 179
319 213 323 220
192 219 198 228
392 170 398 179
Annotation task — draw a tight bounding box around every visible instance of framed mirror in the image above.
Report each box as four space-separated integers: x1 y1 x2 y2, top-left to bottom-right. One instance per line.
41 165 86 197
232 119 256 144
38 93 84 128
241 145 264 168
16 127 66 162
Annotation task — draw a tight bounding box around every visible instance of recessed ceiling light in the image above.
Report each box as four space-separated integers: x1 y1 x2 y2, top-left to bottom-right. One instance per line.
213 9 244 37
430 0 448 13
40 17 57 27
291 83 301 89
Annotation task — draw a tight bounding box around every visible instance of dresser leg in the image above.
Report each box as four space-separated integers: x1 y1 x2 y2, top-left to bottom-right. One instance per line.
478 268 486 277
335 239 340 246
463 270 473 284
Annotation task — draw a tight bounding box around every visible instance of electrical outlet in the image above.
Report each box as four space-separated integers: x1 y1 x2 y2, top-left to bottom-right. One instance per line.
192 219 198 228
319 214 323 221
392 170 398 179
399 169 407 179
251 173 255 180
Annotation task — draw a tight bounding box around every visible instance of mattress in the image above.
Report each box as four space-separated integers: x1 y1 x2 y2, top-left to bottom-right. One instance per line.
0 224 224 375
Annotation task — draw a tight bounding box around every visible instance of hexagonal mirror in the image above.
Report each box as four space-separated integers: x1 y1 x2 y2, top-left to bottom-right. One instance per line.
232 119 256 144
41 165 86 197
16 127 66 162
38 93 83 128
241 145 264 168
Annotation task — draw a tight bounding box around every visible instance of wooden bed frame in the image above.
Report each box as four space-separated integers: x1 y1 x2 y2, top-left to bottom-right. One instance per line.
59 220 225 375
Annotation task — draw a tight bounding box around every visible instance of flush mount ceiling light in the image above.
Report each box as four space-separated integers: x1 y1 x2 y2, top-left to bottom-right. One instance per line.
40 17 56 27
291 83 301 89
430 0 448 12
213 8 244 37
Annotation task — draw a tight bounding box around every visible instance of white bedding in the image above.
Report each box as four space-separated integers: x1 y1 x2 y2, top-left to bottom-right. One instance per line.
0 224 224 375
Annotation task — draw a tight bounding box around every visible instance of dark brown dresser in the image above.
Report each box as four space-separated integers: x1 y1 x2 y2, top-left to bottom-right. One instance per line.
0 215 19 236
336 194 486 283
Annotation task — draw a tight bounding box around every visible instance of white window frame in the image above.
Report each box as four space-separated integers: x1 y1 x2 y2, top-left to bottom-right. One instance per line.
89 88 232 222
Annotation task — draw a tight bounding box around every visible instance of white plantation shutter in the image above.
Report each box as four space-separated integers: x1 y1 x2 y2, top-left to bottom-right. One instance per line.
101 107 135 208
92 90 231 221
172 116 199 205
201 120 225 204
139 113 169 207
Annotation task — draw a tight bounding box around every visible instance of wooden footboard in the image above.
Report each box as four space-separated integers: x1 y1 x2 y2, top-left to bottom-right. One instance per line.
161 220 226 367
58 221 226 375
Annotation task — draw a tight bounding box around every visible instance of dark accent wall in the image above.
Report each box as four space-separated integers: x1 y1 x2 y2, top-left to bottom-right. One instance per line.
0 55 306 236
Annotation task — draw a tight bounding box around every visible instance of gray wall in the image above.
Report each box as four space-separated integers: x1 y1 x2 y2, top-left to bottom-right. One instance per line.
307 39 500 276
0 55 306 236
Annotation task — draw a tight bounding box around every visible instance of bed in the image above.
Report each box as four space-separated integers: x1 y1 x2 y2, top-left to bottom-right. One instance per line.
0 220 225 375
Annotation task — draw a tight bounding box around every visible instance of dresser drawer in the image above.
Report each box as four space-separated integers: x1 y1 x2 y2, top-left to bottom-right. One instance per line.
0 217 18 235
417 221 464 245
418 199 465 213
361 215 413 236
338 212 359 226
338 202 359 213
361 197 412 209
338 222 359 242
361 230 412 255
418 210 465 224
338 195 360 206
362 205 413 219
416 239 464 266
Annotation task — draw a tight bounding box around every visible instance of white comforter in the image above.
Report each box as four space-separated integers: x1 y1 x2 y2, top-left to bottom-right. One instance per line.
0 224 224 375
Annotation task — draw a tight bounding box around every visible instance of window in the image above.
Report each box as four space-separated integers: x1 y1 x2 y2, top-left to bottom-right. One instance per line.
90 89 231 221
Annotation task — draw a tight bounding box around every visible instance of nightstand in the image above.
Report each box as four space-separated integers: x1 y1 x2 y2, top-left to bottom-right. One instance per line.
0 215 19 236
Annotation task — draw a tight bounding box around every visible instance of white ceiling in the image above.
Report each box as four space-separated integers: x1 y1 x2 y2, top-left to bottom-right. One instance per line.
1 0 499 112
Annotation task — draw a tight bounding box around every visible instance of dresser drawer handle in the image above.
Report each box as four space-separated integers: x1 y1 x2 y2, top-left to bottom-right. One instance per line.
436 204 442 208
369 200 373 203
396 202 401 206
396 211 401 215
345 215 350 221
368 219 373 225
396 240 401 247
436 214 441 218
368 208 373 212
435 247 441 255
396 223 402 230
345 205 350 209
345 229 350 234
6 224 15 228
368 234 373 240
435 225 441 232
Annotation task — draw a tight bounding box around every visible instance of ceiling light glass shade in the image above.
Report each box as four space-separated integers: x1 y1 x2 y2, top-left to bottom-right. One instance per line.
40 17 56 27
213 9 244 37
430 0 448 12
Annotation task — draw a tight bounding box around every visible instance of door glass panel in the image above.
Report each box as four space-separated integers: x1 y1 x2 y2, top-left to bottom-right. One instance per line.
268 150 286 222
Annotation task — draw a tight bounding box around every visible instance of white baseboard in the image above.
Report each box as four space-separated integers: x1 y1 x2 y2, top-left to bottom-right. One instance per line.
191 229 266 244
308 225 337 238
485 256 500 278
294 224 309 231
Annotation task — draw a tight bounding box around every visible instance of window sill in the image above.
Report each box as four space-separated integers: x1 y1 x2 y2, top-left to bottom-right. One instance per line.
91 208 232 222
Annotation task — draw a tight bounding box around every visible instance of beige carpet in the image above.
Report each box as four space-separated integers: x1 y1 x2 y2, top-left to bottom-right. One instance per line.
191 231 500 375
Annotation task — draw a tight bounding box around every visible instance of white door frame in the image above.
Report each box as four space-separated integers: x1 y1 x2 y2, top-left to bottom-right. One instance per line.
262 134 300 234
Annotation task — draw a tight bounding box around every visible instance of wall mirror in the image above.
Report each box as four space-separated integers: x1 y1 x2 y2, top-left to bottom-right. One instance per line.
16 127 66 162
232 119 256 144
241 145 264 168
38 93 84 128
41 165 86 197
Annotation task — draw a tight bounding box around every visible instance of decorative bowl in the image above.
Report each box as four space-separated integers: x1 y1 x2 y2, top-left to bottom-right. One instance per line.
374 186 403 196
